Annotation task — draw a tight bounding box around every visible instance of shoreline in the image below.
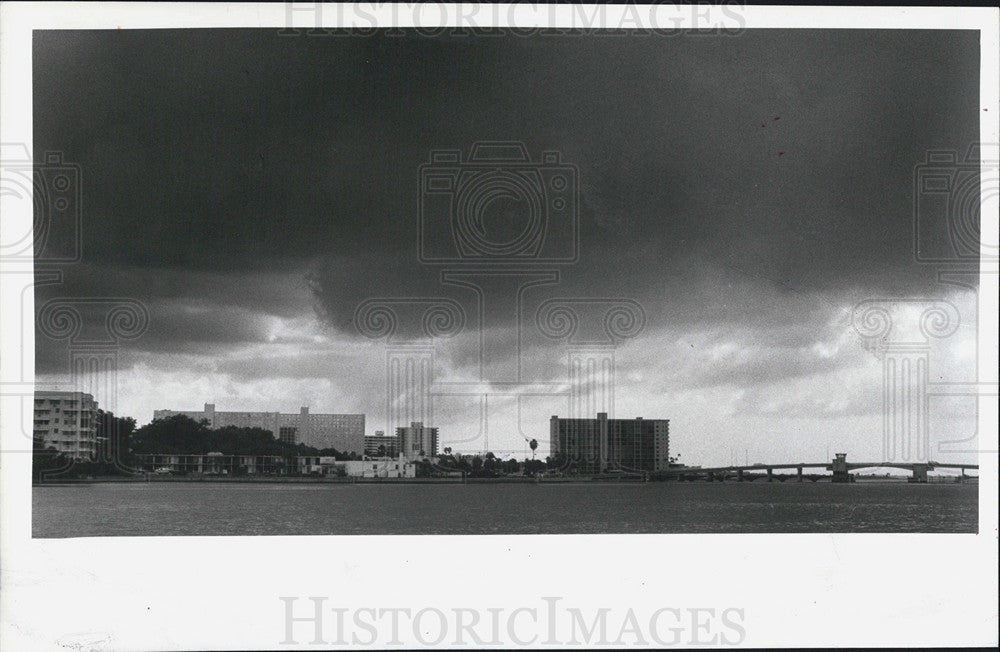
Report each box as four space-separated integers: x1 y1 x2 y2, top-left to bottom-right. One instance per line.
33 475 978 486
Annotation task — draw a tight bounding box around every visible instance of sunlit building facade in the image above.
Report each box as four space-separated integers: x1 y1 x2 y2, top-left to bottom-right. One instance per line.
33 391 99 460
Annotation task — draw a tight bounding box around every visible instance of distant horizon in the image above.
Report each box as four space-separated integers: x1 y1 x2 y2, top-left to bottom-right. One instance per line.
33 391 978 473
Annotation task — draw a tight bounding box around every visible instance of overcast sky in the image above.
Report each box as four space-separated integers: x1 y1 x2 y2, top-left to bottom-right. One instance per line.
34 28 982 464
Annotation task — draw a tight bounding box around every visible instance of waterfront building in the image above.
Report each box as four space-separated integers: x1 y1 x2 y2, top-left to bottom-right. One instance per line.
137 453 412 478
297 455 416 478
342 457 415 478
297 456 336 475
152 403 365 454
395 422 439 459
364 430 399 457
549 412 670 473
137 452 289 475
33 391 99 460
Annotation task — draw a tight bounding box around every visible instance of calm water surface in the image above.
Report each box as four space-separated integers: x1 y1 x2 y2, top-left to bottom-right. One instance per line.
33 481 978 537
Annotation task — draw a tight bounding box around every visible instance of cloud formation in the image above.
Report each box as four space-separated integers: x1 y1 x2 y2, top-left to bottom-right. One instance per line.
32 29 983 464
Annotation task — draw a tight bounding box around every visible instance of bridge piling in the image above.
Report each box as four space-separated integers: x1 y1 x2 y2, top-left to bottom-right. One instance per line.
909 464 929 483
797 466 803 482
831 453 851 483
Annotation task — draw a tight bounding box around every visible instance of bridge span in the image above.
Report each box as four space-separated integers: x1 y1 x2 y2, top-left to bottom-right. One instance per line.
663 454 979 483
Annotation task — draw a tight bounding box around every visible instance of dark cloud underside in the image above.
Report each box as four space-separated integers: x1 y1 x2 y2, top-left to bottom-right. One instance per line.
34 28 980 355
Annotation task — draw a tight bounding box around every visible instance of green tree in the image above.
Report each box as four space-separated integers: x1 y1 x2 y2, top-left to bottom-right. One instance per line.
436 453 460 472
95 409 137 473
524 459 546 475
416 458 434 478
32 436 71 482
133 415 211 454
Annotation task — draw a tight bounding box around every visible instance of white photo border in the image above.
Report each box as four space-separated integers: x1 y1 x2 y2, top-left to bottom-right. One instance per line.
1 3 997 649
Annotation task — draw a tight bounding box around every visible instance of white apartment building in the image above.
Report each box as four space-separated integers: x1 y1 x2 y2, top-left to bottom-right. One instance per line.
33 391 99 460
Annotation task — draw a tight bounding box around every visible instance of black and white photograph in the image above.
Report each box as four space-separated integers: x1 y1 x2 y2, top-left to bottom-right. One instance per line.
1 2 997 649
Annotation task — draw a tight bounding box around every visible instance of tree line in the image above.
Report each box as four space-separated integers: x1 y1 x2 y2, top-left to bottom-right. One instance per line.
33 412 634 480
130 414 357 458
418 451 551 478
33 413 358 480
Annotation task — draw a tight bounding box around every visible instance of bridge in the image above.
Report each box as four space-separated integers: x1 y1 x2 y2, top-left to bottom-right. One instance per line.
662 454 979 483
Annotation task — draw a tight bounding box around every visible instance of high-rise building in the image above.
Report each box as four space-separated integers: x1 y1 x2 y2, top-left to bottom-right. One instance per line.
395 422 438 459
152 403 365 454
33 391 99 460
364 430 399 457
549 413 669 473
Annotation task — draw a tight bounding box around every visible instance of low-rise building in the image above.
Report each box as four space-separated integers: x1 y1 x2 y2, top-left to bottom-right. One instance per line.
342 457 415 478
299 455 416 478
136 453 416 478
137 453 289 475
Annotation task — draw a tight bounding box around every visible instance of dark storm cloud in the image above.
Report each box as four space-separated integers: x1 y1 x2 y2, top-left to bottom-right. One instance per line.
32 262 315 373
34 263 310 317
33 29 980 348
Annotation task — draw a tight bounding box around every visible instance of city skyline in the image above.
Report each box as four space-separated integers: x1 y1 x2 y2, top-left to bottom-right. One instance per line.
32 28 982 466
